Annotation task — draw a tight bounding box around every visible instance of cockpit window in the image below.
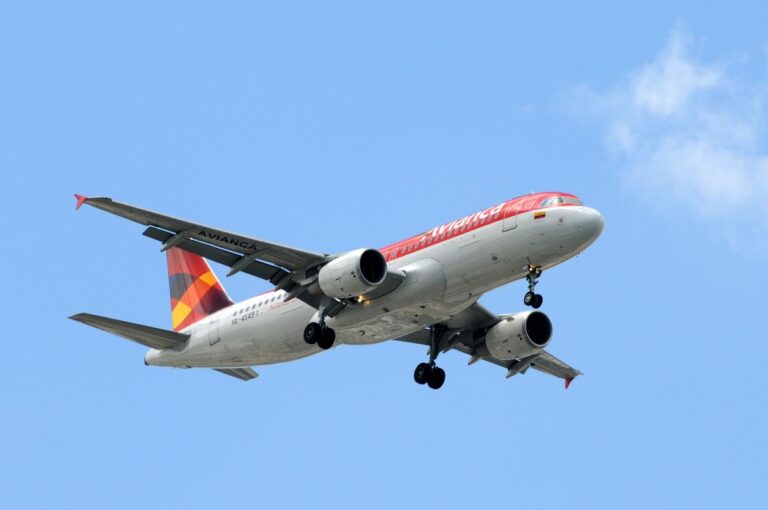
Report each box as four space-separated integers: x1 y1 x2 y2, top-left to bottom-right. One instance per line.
539 196 583 207
539 197 557 207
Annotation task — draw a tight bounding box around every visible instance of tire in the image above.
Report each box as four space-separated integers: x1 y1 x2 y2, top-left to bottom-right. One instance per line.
303 322 322 344
532 294 543 309
413 363 432 385
524 291 535 306
317 327 336 350
427 366 446 389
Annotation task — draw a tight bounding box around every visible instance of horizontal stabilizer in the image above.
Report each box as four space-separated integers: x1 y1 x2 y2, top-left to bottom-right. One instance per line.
214 367 259 381
69 313 189 350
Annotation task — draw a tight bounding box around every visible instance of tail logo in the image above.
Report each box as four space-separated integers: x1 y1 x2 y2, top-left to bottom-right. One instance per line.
167 248 233 331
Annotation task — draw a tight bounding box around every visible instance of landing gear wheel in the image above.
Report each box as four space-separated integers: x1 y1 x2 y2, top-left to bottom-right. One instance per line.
427 366 446 389
524 291 535 307
524 263 544 308
317 327 336 350
413 326 449 389
303 322 322 344
414 362 432 385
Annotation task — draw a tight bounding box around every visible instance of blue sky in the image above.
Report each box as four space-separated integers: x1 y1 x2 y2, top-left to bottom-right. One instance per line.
2 2 766 508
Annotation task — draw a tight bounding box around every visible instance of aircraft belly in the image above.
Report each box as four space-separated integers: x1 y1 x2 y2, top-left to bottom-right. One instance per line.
339 300 471 345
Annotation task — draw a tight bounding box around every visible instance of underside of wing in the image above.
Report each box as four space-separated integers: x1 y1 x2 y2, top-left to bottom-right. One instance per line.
81 196 326 269
77 196 335 309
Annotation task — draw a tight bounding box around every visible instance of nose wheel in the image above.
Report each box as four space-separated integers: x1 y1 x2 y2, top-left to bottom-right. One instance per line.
524 263 544 309
524 291 543 309
303 322 336 350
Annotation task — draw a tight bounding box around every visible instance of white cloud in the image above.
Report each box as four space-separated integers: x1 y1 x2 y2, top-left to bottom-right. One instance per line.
570 28 768 226
631 31 720 117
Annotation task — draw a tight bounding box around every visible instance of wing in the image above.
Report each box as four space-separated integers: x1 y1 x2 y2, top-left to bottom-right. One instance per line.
76 195 363 312
394 302 582 387
80 196 325 269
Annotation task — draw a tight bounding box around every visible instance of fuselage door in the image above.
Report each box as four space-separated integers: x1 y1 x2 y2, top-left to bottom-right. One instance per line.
502 202 518 231
207 318 221 346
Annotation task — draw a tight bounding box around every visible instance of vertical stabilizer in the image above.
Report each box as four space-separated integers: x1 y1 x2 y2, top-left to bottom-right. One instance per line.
166 248 233 331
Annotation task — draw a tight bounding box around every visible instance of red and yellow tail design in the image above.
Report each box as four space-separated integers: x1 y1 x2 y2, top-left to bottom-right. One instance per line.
166 248 233 331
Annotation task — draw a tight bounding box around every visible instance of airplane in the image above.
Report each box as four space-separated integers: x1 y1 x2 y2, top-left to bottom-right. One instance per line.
70 191 604 389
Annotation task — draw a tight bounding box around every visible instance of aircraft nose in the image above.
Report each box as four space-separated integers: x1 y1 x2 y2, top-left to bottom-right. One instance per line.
578 206 605 241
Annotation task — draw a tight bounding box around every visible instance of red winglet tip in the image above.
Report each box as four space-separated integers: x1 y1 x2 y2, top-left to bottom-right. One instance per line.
565 378 573 390
74 194 88 210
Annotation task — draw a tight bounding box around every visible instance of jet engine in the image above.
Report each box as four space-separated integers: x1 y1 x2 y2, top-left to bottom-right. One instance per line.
483 311 552 360
318 248 387 299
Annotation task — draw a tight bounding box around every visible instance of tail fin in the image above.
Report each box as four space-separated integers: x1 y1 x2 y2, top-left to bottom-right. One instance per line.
167 248 233 331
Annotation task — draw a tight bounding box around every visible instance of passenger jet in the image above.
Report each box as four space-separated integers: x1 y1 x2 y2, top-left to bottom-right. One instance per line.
70 192 604 389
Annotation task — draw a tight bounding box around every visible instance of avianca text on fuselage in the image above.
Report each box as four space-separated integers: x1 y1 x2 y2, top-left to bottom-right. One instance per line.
426 203 504 239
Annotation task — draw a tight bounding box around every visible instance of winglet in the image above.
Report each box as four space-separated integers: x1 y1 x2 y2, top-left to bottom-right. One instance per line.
74 194 89 210
565 378 573 390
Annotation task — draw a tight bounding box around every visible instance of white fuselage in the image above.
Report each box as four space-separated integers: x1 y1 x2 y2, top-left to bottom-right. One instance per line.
145 204 604 369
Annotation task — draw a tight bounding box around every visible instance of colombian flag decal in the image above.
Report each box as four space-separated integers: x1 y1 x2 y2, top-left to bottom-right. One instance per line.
534 211 546 220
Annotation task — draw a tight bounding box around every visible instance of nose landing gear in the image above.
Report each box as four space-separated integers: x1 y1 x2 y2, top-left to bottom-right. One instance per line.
524 263 544 309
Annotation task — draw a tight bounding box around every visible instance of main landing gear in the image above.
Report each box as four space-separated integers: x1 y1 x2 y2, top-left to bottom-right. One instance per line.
524 263 544 309
413 326 447 390
303 322 336 350
414 362 446 390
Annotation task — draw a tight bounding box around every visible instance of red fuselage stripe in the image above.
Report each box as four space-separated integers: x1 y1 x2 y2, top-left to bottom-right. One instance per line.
379 192 580 262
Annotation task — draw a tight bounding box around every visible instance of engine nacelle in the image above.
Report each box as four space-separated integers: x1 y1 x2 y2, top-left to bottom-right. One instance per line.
318 248 387 299
483 311 553 360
